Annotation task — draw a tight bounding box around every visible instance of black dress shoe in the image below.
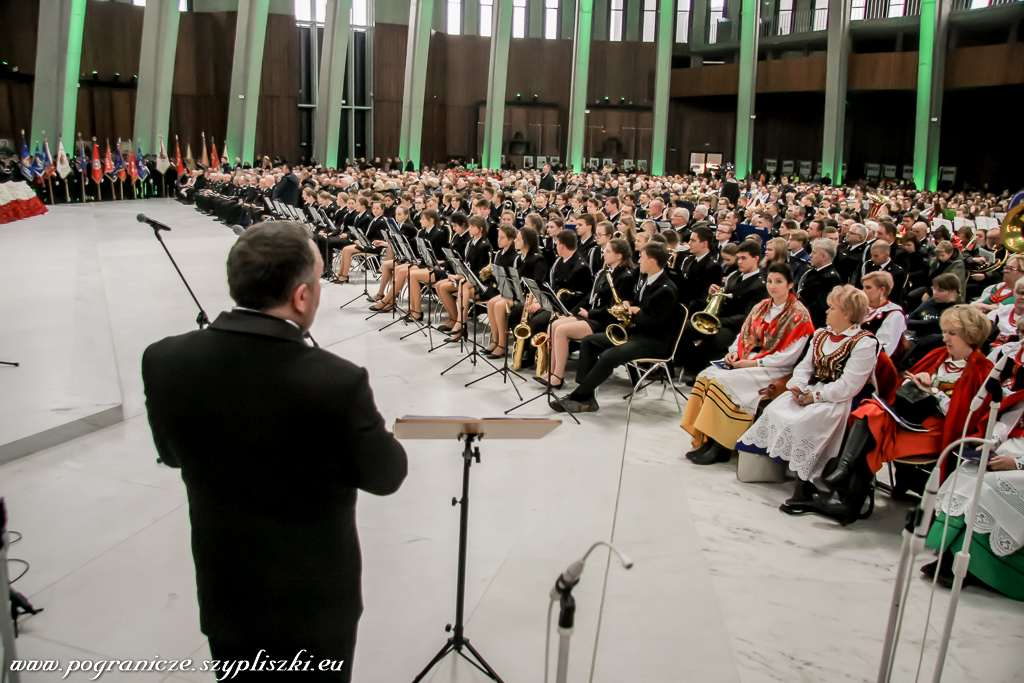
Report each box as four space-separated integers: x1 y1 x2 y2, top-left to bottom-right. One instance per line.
686 441 713 460
561 398 599 414
691 443 732 465
780 480 818 515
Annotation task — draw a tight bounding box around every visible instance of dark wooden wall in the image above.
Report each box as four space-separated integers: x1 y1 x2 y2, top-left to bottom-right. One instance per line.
169 11 236 161
0 0 39 144
421 32 489 165
75 0 144 146
255 13 301 165
373 22 408 160
666 96 736 176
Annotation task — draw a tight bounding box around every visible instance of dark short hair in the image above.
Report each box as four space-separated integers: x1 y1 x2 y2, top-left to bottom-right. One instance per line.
557 229 578 250
736 240 761 260
227 221 316 310
642 241 670 268
766 262 795 284
520 226 540 253
451 211 468 228
692 226 714 245
468 215 489 238
421 209 439 225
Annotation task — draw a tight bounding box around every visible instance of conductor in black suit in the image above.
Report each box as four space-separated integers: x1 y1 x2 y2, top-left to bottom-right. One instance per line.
271 163 300 207
554 242 682 414
142 222 407 682
797 238 843 328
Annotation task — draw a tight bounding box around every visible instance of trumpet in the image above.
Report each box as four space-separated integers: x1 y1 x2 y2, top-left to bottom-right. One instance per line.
511 293 535 370
605 269 633 345
692 291 733 335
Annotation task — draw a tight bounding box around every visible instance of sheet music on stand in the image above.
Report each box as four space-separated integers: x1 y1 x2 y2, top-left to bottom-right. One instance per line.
416 236 438 267
350 225 373 249
522 278 570 317
974 216 1000 232
492 265 521 304
442 247 463 273
396 233 418 263
451 254 487 292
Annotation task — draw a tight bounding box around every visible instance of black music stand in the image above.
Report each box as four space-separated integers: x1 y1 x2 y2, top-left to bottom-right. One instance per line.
504 279 579 424
400 238 446 349
392 416 562 683
465 265 528 399
440 256 499 377
339 225 378 310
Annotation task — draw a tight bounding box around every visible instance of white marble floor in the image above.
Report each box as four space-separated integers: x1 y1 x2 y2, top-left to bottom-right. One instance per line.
1 200 1021 683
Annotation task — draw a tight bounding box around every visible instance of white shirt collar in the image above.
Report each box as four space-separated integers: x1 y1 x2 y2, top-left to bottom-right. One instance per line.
645 269 664 286
232 307 301 330
741 270 760 280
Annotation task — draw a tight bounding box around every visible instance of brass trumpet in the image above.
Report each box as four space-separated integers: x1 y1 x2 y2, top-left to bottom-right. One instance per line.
605 269 633 345
692 291 733 335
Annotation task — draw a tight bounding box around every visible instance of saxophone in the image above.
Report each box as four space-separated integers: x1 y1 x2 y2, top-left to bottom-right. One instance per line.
479 250 493 281
605 269 634 345
511 293 535 370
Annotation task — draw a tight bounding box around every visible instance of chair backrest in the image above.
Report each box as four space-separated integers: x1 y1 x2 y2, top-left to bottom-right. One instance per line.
666 304 690 360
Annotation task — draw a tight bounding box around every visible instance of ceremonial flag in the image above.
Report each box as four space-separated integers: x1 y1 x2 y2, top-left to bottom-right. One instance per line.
104 140 115 180
91 140 103 183
185 143 195 172
114 139 126 181
76 137 88 173
19 135 35 181
128 147 139 184
175 137 185 176
200 133 209 168
56 139 73 178
210 139 219 172
136 147 149 180
156 137 171 174
32 143 46 181
42 138 55 180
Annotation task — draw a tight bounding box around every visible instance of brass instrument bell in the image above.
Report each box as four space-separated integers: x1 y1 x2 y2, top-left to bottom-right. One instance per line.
691 291 733 336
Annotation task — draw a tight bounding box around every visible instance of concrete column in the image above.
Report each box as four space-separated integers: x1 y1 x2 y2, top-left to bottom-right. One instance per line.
650 0 675 176
821 0 850 183
225 0 270 165
31 0 87 148
399 0 434 167
313 0 352 166
566 0 594 171
691 0 707 48
913 0 951 192
134 0 180 156
734 0 760 178
482 0 514 169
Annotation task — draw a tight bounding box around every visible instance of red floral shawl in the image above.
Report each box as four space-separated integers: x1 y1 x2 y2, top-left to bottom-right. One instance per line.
737 294 816 361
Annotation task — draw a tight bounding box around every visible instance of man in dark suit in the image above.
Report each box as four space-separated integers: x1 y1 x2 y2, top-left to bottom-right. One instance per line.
539 164 556 192
720 170 740 207
679 240 768 378
675 226 722 314
798 238 843 329
554 242 682 414
787 229 812 287
142 222 407 682
859 240 907 302
836 223 869 283
271 163 300 207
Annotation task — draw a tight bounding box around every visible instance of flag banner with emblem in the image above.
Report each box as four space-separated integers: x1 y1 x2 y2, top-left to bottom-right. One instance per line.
32 143 46 181
20 136 35 181
210 139 219 172
156 138 171 174
104 141 115 180
136 147 149 180
175 137 185 177
185 143 195 172
43 138 55 180
201 133 209 168
56 139 73 178
77 138 89 173
114 140 126 181
91 140 103 183
128 147 139 184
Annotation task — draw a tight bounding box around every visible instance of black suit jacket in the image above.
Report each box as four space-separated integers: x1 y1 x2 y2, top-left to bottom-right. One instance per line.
539 173 556 191
550 251 593 309
677 253 722 315
797 264 843 328
632 272 682 345
516 251 549 285
142 310 407 643
270 173 300 207
860 260 907 302
836 242 867 283
718 271 769 332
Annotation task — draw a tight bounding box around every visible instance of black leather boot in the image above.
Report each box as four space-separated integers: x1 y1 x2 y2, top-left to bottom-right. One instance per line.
813 457 874 526
691 440 732 465
822 419 874 491
780 478 818 515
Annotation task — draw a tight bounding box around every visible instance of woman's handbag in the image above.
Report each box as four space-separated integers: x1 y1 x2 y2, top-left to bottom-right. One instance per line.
892 382 941 425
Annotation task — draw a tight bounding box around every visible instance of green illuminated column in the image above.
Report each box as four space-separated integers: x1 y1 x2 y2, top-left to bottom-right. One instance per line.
225 0 270 166
566 0 594 172
313 0 352 167
482 0 514 170
734 0 760 179
821 0 850 184
31 0 87 147
134 0 180 156
399 0 434 167
650 0 676 176
913 0 950 192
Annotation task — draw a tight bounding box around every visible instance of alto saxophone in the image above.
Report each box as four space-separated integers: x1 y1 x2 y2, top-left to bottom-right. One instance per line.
511 293 535 370
605 268 634 345
479 250 493 281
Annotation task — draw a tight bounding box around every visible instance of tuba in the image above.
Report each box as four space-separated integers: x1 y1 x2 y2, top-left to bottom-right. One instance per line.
968 201 1024 276
691 291 733 335
511 293 535 370
605 269 634 345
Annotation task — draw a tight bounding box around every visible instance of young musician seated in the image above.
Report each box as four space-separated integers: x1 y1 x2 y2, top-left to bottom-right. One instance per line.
336 199 388 283
551 242 682 414
369 209 448 315
366 205 413 309
406 212 470 324
483 227 547 359
436 216 492 343
542 239 636 389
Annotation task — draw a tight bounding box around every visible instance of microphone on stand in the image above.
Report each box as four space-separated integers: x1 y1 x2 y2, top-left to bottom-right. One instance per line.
137 213 172 232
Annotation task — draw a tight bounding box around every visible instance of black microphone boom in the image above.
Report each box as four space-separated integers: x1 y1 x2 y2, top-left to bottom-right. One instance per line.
137 213 172 232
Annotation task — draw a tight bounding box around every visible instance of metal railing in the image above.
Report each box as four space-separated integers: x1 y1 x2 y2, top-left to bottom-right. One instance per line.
759 8 829 37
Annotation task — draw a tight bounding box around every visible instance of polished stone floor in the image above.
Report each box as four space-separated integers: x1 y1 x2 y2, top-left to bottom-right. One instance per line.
1 200 1021 682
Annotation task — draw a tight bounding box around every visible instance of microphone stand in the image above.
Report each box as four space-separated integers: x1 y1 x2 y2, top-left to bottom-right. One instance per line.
0 362 18 367
144 220 210 328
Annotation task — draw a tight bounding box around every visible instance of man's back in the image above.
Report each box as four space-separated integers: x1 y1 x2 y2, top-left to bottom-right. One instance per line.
142 309 406 644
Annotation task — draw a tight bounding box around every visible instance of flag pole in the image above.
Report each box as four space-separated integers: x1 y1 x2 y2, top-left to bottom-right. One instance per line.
82 135 89 203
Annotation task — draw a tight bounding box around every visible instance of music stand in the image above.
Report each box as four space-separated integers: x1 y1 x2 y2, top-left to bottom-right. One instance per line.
399 239 445 348
465 265 529 399
339 225 378 310
440 256 499 376
505 279 579 424
393 416 562 683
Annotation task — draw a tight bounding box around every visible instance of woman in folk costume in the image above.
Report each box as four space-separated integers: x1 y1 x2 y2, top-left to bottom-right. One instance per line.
736 286 880 513
986 278 1024 349
860 271 907 358
683 264 815 465
970 253 1023 314
820 305 993 525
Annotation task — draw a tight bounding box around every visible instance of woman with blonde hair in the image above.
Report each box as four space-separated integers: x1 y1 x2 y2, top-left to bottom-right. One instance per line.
860 271 907 358
760 237 788 271
820 305 993 524
617 215 638 248
737 285 880 511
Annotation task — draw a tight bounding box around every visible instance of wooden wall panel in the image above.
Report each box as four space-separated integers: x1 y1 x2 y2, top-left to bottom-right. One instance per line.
505 38 573 107
420 32 490 164
373 22 408 159
757 55 827 93
0 0 39 76
665 97 736 175
255 13 300 165
847 51 917 91
751 92 825 172
670 63 740 98
169 11 236 160
845 90 915 182
945 43 1024 89
75 0 145 144
940 84 1024 192
588 41 657 106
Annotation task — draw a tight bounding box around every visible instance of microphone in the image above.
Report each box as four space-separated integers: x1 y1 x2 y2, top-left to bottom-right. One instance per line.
970 349 1009 412
550 541 633 601
137 213 171 232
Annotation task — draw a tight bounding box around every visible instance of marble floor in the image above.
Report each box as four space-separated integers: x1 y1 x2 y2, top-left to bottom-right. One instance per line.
1 200 1021 682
